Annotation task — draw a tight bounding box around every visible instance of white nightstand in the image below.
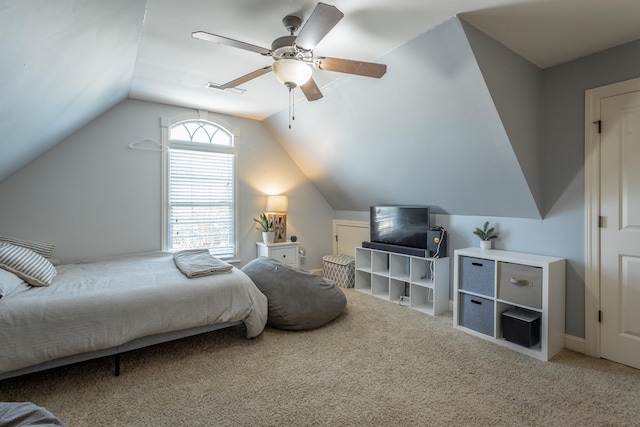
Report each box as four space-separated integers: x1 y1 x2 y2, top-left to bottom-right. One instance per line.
256 241 300 268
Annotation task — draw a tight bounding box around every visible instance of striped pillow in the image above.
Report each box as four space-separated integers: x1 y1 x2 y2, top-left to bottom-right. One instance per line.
0 235 55 259
0 243 57 287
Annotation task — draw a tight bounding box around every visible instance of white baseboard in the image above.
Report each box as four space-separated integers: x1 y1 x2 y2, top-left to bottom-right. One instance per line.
564 334 585 354
310 268 323 275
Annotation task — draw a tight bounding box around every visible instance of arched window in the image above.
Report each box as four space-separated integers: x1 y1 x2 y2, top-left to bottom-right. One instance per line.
163 116 236 259
169 121 232 146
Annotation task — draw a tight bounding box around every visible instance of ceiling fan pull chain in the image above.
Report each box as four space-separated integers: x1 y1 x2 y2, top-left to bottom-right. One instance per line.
288 87 297 129
288 88 292 129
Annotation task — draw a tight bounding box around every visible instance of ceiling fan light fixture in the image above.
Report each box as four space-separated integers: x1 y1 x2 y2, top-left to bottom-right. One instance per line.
272 59 312 88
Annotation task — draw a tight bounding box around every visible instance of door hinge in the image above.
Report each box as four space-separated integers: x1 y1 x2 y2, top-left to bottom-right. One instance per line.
599 216 604 228
598 310 602 323
335 235 338 242
594 120 602 134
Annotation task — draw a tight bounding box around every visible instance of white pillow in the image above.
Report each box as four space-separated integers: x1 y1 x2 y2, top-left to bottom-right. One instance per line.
0 268 25 298
0 242 57 287
0 235 55 259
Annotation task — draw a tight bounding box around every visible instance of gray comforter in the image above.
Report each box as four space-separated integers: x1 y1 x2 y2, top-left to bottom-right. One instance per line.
0 402 65 426
0 252 267 376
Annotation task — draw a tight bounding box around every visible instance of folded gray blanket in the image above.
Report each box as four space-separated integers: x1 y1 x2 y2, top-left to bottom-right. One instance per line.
173 249 233 278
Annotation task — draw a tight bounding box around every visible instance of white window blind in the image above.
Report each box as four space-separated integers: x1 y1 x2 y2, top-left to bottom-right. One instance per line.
167 120 235 258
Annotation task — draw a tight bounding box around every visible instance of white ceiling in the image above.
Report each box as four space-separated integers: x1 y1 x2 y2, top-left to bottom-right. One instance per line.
130 0 640 121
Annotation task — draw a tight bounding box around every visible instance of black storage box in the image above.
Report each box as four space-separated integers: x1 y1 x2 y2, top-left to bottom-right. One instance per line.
501 309 541 347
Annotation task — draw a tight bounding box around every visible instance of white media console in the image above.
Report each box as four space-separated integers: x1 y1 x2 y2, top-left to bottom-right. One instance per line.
354 246 449 316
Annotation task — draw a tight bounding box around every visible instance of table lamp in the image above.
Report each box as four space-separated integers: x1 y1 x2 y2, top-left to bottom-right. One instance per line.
266 195 288 243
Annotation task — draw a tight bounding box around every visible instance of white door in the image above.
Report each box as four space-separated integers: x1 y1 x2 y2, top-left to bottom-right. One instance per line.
600 90 640 369
333 221 369 256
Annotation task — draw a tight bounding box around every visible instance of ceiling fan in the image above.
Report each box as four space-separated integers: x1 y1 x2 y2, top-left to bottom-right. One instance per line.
191 2 387 102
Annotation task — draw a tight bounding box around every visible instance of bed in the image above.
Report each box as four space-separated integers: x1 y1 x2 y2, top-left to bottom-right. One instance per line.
0 249 268 380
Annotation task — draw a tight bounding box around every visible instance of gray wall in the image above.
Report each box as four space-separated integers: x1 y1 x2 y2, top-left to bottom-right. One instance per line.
461 20 544 217
543 38 640 214
0 99 334 270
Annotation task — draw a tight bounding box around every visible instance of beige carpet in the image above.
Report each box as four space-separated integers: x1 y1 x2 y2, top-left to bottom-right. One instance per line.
1 288 639 426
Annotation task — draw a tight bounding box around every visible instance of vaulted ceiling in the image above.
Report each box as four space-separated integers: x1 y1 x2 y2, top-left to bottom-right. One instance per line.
3 0 640 217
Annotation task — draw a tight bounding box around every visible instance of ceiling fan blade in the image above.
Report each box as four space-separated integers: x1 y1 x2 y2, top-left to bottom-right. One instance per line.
219 66 272 89
294 3 344 51
300 78 323 101
192 31 271 56
316 57 387 78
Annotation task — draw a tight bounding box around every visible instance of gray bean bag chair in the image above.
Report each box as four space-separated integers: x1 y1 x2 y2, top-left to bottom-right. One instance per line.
241 257 346 330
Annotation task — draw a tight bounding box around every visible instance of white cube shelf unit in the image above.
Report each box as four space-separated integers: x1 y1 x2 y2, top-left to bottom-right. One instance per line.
453 248 566 361
355 247 450 316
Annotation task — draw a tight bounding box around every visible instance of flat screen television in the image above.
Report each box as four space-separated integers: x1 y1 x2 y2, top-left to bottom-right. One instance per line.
369 205 431 250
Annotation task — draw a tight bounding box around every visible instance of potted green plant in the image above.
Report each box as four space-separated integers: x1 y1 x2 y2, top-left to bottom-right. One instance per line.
473 221 498 249
254 212 274 244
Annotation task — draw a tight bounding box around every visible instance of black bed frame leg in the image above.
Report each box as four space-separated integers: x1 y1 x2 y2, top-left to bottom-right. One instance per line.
114 353 120 377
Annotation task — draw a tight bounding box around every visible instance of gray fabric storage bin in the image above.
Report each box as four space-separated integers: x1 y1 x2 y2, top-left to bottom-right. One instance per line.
459 293 494 337
497 262 542 309
459 256 495 297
